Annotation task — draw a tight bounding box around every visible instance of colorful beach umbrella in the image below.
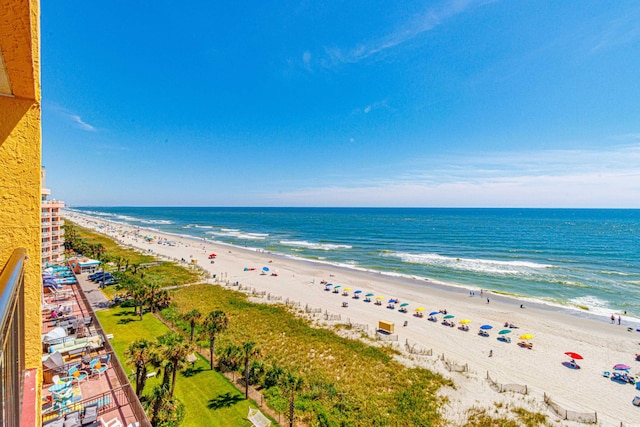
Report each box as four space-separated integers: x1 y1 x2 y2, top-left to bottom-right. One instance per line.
262 267 270 272
375 296 384 300
429 311 439 316
354 290 362 294
519 334 534 340
389 298 399 303
344 287 352 291
460 319 471 324
564 352 583 360
334 285 341 289
613 364 631 371
400 303 410 307
480 324 493 330
498 329 511 335
443 315 455 319
365 293 375 297
324 283 332 287
415 307 425 312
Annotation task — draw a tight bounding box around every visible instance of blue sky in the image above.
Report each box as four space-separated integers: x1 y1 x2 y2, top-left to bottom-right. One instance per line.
42 1 640 207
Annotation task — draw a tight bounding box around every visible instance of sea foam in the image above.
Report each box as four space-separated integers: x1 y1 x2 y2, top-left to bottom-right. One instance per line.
390 252 552 276
280 240 352 251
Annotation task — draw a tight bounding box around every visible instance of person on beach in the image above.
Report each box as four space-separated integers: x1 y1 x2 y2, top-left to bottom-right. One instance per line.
611 314 615 324
486 298 490 304
489 349 493 357
618 315 621 325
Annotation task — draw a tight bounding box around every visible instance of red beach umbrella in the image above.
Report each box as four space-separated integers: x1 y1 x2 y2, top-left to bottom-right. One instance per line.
564 352 583 360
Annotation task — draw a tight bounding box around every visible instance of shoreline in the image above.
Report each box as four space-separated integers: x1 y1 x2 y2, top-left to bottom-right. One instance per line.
71 209 640 327
64 210 640 425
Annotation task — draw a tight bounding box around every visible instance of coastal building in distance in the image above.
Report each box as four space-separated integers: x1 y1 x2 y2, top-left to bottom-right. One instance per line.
42 167 65 265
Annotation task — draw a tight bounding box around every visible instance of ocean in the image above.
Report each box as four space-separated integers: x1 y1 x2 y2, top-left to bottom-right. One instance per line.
69 207 640 319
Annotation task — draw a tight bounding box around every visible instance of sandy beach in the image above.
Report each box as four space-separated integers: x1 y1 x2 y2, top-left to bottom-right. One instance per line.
65 211 640 426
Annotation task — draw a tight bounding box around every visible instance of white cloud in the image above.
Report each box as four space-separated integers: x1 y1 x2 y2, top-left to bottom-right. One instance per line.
44 102 98 132
256 144 640 207
319 0 494 67
68 114 97 132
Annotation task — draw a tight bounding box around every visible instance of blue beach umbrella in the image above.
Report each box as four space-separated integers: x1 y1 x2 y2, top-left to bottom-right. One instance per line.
480 325 493 330
262 267 269 272
429 311 439 316
354 290 362 294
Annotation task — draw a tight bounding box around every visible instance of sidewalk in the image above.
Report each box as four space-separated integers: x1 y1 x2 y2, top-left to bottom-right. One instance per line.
75 272 112 311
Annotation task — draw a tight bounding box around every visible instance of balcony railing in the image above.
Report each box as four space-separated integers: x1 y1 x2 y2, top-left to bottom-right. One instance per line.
0 248 27 427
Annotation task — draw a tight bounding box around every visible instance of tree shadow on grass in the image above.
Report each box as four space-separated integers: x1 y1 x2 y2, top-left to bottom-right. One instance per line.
114 310 138 317
207 392 243 410
181 366 204 378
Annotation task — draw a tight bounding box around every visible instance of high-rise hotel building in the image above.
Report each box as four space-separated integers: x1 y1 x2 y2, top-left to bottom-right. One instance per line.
41 167 65 265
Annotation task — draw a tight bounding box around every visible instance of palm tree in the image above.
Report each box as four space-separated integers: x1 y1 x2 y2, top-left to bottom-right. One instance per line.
280 371 304 427
183 309 201 342
148 382 170 425
279 371 304 427
125 339 152 398
145 279 163 313
130 263 140 274
157 332 193 397
201 310 229 369
238 341 260 399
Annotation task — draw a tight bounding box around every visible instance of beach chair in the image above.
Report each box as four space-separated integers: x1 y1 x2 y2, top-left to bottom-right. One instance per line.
633 396 640 407
63 411 81 427
89 359 107 378
67 366 88 385
81 403 99 426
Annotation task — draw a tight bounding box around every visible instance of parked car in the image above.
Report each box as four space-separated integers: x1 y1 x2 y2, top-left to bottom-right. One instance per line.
89 271 106 281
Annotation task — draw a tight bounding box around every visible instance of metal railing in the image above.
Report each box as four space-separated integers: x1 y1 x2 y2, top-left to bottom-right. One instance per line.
0 248 27 427
71 272 152 427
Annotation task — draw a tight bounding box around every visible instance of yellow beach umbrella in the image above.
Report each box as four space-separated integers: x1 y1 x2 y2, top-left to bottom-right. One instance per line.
375 296 384 300
344 287 352 291
519 334 534 340
415 307 425 312
460 319 471 324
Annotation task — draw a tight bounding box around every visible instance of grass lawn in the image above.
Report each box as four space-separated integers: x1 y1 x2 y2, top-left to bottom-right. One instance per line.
96 306 275 426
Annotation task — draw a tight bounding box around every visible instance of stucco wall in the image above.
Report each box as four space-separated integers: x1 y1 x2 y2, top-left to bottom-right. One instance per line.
0 0 42 423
